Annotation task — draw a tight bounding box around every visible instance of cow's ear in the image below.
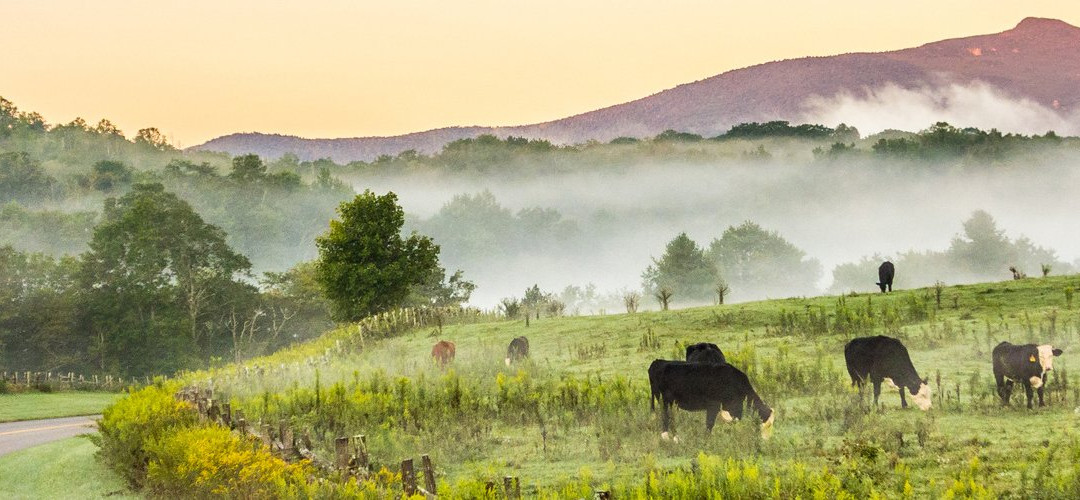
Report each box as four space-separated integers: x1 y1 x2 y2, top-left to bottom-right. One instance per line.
1053 348 1063 356
921 377 928 385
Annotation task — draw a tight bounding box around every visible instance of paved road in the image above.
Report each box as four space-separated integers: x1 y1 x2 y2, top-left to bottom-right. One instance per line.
0 415 99 457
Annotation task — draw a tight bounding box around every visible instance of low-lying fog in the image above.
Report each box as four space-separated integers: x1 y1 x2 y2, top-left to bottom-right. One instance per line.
359 155 1080 309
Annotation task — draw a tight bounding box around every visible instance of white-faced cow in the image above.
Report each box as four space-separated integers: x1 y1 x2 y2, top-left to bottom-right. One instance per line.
992 341 1063 409
505 336 530 366
844 335 931 410
877 261 895 293
685 342 727 365
648 360 774 440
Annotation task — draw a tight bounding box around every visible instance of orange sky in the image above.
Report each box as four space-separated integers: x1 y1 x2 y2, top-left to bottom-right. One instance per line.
3 1 1079 147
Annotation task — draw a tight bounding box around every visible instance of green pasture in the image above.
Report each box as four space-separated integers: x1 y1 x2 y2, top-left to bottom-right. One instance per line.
203 275 1080 497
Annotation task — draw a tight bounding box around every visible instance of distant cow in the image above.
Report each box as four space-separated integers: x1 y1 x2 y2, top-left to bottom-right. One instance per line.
992 341 1063 409
685 342 727 365
877 261 895 293
845 335 931 410
648 360 774 440
505 336 530 366
431 340 456 367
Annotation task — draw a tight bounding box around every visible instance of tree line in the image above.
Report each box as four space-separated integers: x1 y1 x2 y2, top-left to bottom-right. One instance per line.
0 183 471 376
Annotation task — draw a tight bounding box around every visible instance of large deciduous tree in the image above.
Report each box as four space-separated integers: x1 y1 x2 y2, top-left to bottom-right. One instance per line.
315 190 443 321
642 232 718 304
80 183 253 375
707 221 821 301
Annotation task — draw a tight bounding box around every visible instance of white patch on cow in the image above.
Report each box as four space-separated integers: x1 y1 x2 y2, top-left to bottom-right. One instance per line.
761 411 775 439
1038 345 1057 373
883 377 899 390
912 383 932 411
504 358 511 367
720 410 734 423
661 431 670 441
1030 376 1044 389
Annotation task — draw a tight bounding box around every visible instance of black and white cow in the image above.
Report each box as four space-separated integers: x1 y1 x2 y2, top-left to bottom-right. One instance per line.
505 336 530 366
877 261 895 293
648 360 774 440
992 341 1063 409
685 342 727 365
844 335 931 410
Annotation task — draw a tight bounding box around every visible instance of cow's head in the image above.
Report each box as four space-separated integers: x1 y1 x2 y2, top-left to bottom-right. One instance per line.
760 409 775 439
1037 345 1063 373
876 282 887 293
911 378 932 411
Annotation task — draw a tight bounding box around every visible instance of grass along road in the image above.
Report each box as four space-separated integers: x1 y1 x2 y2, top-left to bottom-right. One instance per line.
0 435 137 499
0 392 121 423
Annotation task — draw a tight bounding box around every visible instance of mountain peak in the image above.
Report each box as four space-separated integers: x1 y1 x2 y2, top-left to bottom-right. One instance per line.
1011 17 1080 34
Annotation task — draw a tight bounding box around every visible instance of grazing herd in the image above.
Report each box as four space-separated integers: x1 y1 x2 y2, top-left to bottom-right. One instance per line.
428 263 1066 442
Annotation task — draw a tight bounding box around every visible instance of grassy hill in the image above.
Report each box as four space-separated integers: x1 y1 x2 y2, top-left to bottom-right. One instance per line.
200 275 1080 496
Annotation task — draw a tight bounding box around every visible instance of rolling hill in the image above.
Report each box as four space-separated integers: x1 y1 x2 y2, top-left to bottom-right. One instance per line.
193 17 1080 162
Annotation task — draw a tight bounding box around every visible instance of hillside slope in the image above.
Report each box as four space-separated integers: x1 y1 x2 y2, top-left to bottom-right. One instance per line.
200 274 1080 495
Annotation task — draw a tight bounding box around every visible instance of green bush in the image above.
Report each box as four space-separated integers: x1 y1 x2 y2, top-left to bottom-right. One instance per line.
97 382 196 486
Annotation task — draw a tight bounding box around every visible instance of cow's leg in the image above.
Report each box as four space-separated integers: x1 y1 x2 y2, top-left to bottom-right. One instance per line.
1024 382 1034 409
661 398 673 434
1003 379 1014 404
872 380 882 407
994 372 1008 405
898 387 908 409
1038 376 1047 407
705 405 719 432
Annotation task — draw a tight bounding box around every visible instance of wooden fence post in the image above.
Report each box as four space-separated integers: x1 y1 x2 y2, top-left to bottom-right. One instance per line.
402 459 416 496
335 437 350 470
504 476 520 499
421 454 437 496
353 435 369 469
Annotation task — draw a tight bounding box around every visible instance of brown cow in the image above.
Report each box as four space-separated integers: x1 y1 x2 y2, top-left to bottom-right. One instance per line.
431 340 456 367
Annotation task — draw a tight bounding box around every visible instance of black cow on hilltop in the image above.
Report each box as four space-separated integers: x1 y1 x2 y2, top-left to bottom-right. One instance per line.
505 336 529 366
845 335 931 410
877 261 895 293
648 360 774 440
992 341 1063 409
685 342 727 365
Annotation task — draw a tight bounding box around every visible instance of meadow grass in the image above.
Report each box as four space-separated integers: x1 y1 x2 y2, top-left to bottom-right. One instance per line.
0 436 138 499
0 392 122 422
200 274 1080 497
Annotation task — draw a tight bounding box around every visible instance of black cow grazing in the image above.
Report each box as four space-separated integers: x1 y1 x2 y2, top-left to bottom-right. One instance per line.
685 342 727 365
648 360 774 440
877 261 895 293
844 335 931 410
505 336 530 366
992 342 1063 409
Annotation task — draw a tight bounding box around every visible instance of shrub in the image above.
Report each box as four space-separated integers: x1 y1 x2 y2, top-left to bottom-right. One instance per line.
97 382 197 487
145 426 314 498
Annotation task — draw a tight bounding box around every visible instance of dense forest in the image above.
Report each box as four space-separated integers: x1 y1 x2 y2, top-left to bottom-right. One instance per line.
2 95 1078 375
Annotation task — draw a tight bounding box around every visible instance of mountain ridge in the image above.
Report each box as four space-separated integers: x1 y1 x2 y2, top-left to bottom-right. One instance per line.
193 17 1080 162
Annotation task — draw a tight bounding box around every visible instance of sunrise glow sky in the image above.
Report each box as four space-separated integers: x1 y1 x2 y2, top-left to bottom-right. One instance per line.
4 1 1079 147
